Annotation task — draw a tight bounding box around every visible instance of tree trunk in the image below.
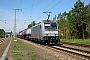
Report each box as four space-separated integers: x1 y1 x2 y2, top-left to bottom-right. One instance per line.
82 23 85 39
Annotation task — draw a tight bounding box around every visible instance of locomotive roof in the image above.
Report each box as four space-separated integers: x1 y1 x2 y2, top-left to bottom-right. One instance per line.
42 20 56 22
35 20 56 25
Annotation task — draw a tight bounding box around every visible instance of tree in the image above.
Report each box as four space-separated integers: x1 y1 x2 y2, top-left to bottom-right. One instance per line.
57 13 61 20
0 29 5 38
56 0 90 39
57 12 67 38
28 21 36 28
31 21 36 26
67 0 88 39
28 24 32 28
85 3 90 38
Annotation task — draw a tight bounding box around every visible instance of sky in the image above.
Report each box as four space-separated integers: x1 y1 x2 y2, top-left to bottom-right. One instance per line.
0 0 90 33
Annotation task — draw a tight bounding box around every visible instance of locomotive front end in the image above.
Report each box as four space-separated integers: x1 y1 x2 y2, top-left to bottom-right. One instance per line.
43 20 60 44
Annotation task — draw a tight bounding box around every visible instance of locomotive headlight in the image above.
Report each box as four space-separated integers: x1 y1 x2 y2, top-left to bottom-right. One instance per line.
55 33 58 36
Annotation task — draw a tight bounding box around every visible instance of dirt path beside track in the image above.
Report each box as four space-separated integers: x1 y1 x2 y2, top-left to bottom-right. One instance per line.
0 38 11 58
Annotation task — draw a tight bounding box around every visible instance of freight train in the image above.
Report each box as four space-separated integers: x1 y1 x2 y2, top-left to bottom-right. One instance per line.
18 20 60 44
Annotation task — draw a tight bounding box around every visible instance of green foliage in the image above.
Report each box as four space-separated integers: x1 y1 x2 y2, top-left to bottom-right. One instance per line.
28 24 32 28
62 39 90 45
26 0 90 39
28 21 36 28
85 3 90 38
57 12 68 38
0 29 5 38
13 40 36 60
67 0 87 39
57 0 90 39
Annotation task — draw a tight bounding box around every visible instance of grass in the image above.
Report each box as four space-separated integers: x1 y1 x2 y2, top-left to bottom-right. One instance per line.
6 38 61 60
12 40 36 60
61 39 90 45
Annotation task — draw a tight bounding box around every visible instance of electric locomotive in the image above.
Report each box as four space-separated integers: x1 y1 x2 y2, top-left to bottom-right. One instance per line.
31 20 60 44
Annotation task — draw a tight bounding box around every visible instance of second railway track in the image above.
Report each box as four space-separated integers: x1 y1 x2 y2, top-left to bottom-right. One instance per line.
19 38 90 60
49 45 90 60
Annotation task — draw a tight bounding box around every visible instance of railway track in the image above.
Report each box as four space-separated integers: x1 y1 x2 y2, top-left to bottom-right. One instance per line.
49 45 90 60
29 40 90 59
19 38 90 60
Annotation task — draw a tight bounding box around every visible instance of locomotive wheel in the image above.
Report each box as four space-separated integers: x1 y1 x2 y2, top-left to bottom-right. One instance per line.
41 40 46 45
47 41 50 45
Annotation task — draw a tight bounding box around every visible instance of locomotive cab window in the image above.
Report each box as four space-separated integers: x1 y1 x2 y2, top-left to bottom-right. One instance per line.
51 22 57 31
44 22 57 31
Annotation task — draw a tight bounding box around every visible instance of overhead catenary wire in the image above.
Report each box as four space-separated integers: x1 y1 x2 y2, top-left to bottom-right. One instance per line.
30 0 34 16
22 11 30 20
19 0 22 8
23 0 43 10
17 0 57 23
48 0 63 11
43 0 56 11
0 20 13 32
17 0 22 23
15 10 31 29
31 0 56 21
14 0 63 28
0 20 12 26
34 0 63 21
17 0 43 23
